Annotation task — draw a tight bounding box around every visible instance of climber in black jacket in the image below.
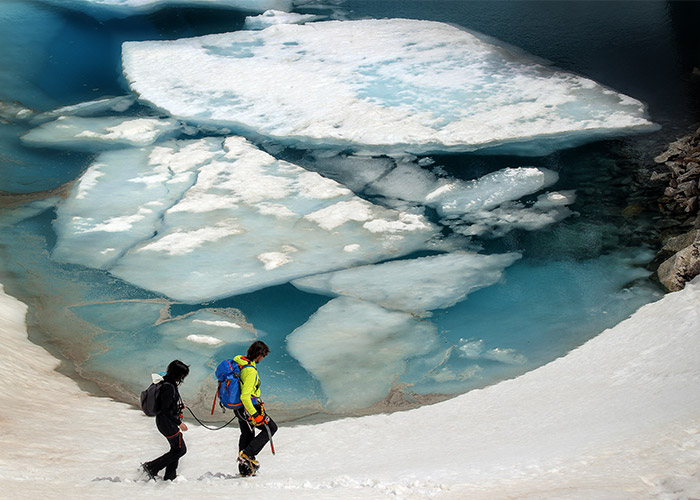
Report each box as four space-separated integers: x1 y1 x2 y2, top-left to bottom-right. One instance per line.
141 359 190 481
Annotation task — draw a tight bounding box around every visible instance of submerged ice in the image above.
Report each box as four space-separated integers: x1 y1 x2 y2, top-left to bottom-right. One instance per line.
292 252 522 316
286 296 441 410
122 18 656 155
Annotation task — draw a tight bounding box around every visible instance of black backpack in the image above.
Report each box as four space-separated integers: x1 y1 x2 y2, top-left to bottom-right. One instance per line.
140 381 163 416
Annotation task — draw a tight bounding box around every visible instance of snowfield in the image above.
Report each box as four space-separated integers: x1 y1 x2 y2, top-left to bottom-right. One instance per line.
1 278 699 499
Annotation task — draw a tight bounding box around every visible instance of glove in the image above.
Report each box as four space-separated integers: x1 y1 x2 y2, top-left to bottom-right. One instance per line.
252 412 270 427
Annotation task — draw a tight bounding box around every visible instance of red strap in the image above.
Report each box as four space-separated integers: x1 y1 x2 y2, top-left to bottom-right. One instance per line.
210 381 220 415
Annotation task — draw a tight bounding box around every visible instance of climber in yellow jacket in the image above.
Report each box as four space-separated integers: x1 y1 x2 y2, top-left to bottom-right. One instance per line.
233 341 277 476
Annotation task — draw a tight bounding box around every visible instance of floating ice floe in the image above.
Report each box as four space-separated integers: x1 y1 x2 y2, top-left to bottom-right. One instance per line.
292 252 522 316
122 18 656 155
286 296 441 410
244 9 324 30
35 0 292 18
305 151 574 237
31 96 136 124
458 338 527 365
407 165 560 217
22 115 180 150
52 136 439 302
445 190 578 238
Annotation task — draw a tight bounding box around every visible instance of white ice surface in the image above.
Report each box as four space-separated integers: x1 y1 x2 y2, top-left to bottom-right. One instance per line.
122 19 656 155
2 275 700 499
35 0 292 18
51 136 439 302
291 251 522 315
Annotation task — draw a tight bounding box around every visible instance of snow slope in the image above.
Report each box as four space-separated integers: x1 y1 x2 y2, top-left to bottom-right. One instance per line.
1 278 699 499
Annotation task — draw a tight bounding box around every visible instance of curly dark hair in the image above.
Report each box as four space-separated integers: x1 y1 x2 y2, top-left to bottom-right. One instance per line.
247 341 270 361
165 359 190 385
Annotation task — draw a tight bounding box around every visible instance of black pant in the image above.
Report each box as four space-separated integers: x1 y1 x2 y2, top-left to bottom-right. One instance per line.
145 429 187 481
235 407 278 458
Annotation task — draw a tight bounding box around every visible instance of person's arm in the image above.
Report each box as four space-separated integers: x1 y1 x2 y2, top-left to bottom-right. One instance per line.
239 365 259 417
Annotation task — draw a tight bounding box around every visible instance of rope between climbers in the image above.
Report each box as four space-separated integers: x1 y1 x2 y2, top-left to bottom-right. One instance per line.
185 407 238 431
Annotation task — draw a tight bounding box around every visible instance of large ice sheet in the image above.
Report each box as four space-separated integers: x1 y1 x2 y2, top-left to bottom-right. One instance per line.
122 19 656 155
36 0 292 18
292 252 522 316
286 296 441 410
52 136 439 302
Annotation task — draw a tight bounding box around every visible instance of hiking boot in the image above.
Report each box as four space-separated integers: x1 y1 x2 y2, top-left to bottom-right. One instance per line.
237 451 259 476
140 463 157 481
238 461 255 477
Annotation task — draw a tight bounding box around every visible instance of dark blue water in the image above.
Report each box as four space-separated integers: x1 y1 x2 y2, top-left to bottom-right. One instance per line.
1 0 697 421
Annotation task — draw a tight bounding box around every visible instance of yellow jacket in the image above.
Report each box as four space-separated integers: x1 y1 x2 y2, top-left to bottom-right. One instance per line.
233 355 261 416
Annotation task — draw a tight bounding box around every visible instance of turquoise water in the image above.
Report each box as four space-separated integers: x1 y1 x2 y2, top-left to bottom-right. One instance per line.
1 0 697 421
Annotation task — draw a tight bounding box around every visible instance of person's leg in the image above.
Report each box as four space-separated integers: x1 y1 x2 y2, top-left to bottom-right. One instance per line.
235 408 258 475
145 431 186 480
242 416 277 458
162 432 186 481
235 408 255 451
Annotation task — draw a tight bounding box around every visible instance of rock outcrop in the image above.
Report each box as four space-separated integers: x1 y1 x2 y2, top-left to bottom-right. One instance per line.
651 126 700 291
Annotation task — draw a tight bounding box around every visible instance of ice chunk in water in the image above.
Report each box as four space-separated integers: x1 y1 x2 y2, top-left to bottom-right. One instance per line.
31 96 136 123
122 19 656 155
292 252 522 316
244 10 324 30
22 115 180 150
286 296 441 410
52 136 440 302
445 190 577 238
426 167 560 217
306 152 561 216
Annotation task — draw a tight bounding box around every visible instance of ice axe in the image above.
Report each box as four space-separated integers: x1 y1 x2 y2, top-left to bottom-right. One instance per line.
264 423 275 455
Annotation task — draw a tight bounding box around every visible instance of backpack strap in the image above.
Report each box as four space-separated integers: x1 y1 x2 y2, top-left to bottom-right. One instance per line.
211 381 220 415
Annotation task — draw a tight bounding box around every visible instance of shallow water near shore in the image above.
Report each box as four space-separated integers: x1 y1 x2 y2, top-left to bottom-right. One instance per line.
1 0 698 422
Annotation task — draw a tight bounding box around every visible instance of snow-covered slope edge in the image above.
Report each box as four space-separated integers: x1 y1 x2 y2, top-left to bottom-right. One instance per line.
0 278 699 499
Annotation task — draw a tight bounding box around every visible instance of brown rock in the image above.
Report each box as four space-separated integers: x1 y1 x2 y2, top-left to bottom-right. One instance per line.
650 171 671 182
657 230 700 291
662 229 699 253
678 180 699 197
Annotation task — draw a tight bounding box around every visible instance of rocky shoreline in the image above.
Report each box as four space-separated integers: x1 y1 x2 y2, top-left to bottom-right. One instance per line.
648 126 700 291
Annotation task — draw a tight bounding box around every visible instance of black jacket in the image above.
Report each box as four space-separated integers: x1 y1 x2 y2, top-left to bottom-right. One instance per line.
156 381 183 436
